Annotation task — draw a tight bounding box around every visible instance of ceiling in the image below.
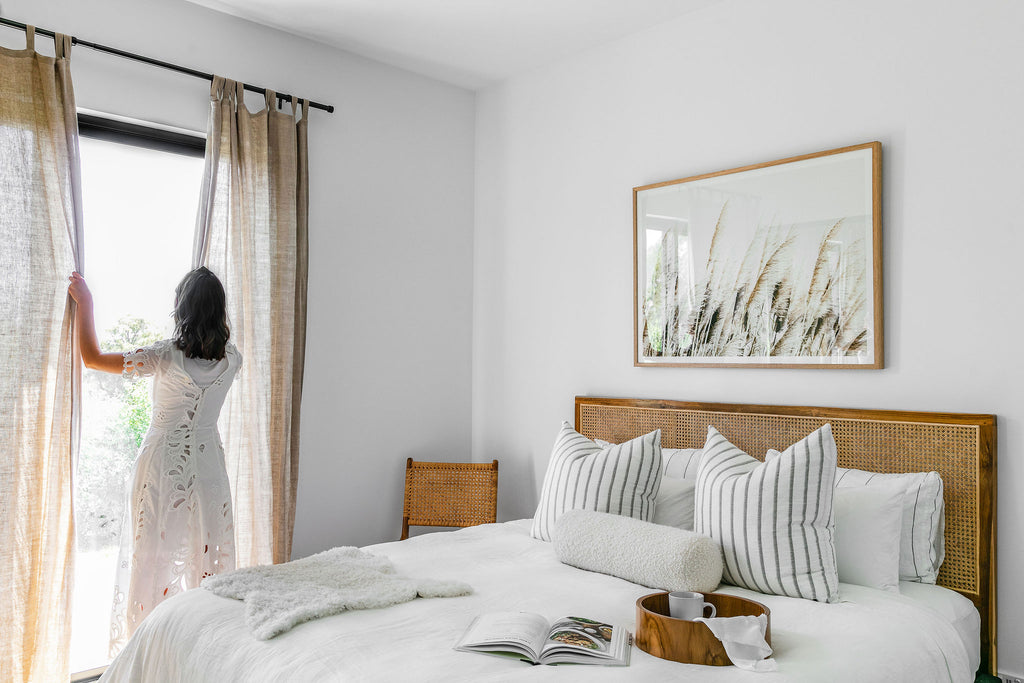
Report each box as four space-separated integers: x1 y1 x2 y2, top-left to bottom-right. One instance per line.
184 0 719 90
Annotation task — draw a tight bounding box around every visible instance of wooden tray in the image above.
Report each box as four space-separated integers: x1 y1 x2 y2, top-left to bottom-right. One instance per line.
635 591 771 666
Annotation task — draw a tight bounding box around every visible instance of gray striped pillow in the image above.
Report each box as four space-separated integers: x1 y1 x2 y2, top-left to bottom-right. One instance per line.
695 425 839 603
531 422 662 542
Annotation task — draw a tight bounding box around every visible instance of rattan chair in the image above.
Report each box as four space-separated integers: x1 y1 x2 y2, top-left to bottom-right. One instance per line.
401 458 498 540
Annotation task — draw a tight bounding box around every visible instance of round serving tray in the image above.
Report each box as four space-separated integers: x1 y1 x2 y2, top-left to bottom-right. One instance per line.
635 591 771 666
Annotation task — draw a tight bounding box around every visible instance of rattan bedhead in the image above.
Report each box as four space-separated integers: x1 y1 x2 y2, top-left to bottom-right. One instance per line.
574 396 997 675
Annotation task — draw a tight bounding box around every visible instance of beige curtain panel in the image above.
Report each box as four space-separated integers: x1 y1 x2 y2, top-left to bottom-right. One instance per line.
194 77 309 567
0 27 85 683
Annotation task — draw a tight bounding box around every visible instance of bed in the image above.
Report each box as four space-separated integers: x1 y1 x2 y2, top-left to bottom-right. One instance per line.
99 396 997 682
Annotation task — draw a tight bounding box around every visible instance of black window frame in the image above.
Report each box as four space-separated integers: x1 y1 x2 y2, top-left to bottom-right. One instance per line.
77 113 206 158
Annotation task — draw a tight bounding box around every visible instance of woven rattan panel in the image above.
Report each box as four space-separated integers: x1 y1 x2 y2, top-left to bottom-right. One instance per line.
578 404 980 596
404 462 498 528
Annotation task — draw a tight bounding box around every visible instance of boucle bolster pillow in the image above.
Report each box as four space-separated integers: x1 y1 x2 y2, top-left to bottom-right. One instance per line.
553 510 723 593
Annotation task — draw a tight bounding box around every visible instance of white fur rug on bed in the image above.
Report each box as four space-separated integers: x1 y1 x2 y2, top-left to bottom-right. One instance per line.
202 546 472 639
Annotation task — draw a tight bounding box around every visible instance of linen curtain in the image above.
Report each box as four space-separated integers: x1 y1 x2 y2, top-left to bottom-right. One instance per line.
0 27 84 683
194 77 309 567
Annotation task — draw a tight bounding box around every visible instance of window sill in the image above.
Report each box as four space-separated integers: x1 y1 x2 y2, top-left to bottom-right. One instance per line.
71 665 106 683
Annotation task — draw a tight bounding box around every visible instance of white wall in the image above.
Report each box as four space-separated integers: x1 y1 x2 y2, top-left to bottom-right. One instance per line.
1 0 476 553
7 0 1021 673
474 0 1024 675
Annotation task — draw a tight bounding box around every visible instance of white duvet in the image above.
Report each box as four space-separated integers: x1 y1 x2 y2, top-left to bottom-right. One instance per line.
100 520 974 682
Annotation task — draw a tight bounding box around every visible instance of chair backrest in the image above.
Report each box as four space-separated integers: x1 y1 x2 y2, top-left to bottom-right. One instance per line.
401 458 498 540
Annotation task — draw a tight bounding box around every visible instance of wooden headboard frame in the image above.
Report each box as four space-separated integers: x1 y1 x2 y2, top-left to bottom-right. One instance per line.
575 396 997 675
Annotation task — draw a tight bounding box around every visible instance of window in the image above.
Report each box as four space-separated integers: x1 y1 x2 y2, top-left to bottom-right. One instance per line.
643 218 696 356
70 116 204 677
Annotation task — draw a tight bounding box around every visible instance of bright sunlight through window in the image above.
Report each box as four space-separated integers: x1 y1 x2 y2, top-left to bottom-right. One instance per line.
71 133 204 675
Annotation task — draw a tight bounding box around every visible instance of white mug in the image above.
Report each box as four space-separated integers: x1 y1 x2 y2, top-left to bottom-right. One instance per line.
668 591 717 620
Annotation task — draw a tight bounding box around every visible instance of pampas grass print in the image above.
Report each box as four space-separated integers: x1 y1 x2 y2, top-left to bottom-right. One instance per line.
643 202 869 359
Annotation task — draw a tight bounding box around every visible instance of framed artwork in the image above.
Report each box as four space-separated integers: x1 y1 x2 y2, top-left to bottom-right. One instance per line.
634 142 882 368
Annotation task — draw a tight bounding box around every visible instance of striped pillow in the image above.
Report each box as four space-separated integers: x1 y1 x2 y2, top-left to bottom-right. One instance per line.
695 425 839 603
531 422 662 542
600 442 701 481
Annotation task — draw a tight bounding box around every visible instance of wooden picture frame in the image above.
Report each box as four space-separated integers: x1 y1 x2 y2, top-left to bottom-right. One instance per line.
634 142 883 368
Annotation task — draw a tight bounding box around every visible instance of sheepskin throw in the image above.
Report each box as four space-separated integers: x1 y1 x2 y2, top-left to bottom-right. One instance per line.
553 509 722 592
202 547 472 639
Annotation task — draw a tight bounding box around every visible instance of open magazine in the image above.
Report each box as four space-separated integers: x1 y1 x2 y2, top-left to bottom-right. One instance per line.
454 612 631 666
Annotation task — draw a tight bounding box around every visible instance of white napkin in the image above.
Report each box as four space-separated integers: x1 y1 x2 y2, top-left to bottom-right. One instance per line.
694 613 778 672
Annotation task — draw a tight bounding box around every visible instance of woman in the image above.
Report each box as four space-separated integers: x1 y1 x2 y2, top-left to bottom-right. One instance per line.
68 267 241 653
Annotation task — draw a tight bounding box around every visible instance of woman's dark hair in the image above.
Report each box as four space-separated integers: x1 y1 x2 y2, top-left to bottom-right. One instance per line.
173 266 230 360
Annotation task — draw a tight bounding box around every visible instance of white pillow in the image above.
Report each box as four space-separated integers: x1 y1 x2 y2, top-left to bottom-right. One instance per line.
695 425 839 603
653 477 696 530
663 448 703 480
531 423 662 542
833 482 904 592
836 467 945 584
553 510 722 593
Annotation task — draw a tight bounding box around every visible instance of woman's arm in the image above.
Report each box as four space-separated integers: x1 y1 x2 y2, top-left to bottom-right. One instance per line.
68 272 128 374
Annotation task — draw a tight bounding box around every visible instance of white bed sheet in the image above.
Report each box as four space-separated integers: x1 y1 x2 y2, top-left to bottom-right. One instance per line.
898 580 981 673
100 520 974 682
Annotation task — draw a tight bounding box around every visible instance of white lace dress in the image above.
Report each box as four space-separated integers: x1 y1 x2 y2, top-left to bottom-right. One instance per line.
109 339 241 654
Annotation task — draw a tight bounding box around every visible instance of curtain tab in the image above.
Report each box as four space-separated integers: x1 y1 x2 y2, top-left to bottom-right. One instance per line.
54 34 72 60
265 88 277 112
25 25 34 50
210 75 226 101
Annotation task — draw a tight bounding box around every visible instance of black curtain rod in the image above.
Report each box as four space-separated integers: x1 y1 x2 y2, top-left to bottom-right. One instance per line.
0 16 334 113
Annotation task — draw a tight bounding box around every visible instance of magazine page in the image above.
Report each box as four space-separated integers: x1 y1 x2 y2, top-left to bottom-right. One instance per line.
454 611 551 661
538 616 630 665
